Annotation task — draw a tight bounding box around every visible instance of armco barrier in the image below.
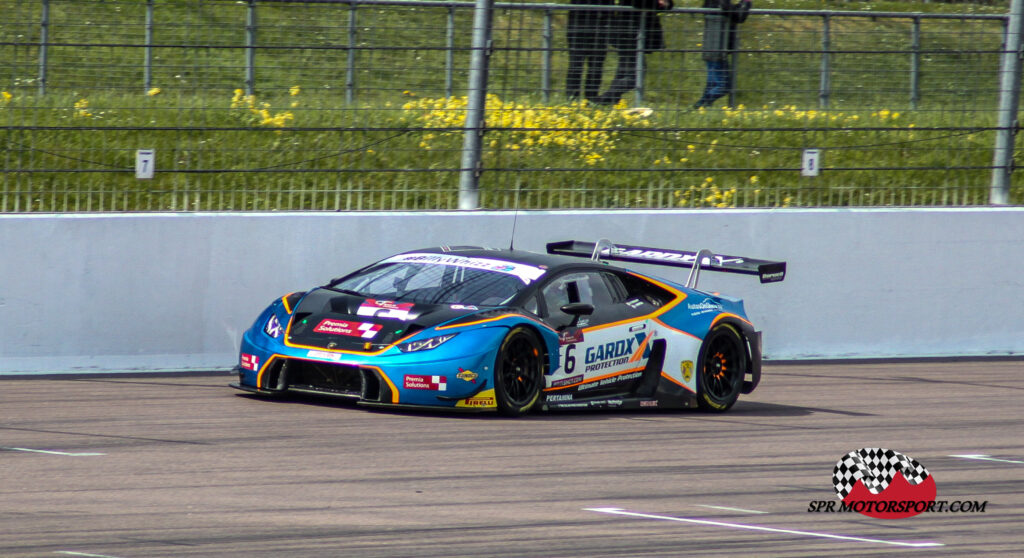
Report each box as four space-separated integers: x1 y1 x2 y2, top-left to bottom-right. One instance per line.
1 209 1022 374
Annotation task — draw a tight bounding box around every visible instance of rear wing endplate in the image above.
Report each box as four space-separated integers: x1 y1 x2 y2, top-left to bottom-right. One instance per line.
546 239 786 288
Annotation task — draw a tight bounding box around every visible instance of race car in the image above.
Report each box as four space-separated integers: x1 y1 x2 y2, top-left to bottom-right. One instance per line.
230 239 785 415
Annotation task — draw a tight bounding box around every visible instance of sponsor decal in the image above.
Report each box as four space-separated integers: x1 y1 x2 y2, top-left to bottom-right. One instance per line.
629 323 647 332
613 247 744 266
600 399 624 407
626 299 645 309
558 327 584 345
806 448 986 518
761 271 785 281
578 370 643 391
382 253 546 284
640 400 658 407
314 319 383 339
546 393 573 403
688 297 723 316
357 299 415 321
551 374 584 388
307 350 343 362
456 368 478 383
681 360 694 383
404 374 447 391
583 333 651 373
456 388 496 408
450 304 478 311
240 353 259 371
264 315 283 338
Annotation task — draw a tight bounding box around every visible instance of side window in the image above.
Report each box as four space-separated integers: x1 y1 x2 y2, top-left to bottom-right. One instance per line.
540 271 616 328
617 272 675 308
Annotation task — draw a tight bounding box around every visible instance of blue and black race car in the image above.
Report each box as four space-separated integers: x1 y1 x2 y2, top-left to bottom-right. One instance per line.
231 240 785 415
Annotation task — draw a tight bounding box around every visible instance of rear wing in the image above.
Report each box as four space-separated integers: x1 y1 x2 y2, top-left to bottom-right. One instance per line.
546 239 786 289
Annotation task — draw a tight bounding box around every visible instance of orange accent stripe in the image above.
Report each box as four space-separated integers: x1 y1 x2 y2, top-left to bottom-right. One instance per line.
629 331 653 363
360 365 399 404
711 313 752 327
572 274 686 334
255 354 278 388
436 313 555 332
660 371 695 393
652 318 702 340
255 355 398 403
281 293 296 314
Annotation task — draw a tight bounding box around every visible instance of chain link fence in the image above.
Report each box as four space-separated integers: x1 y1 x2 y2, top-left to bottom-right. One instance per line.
0 0 1020 211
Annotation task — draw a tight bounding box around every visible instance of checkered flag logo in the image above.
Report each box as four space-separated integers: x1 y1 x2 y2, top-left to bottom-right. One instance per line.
832 448 930 499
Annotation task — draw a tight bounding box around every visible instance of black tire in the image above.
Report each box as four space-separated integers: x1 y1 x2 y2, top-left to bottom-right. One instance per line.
493 327 544 416
696 323 747 412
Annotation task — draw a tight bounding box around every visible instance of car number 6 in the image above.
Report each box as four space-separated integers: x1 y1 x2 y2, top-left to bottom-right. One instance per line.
564 343 576 374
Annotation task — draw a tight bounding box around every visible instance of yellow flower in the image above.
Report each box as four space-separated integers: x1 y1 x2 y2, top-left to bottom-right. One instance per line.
0 91 11 103
146 87 161 96
73 98 92 118
289 85 301 96
749 175 759 184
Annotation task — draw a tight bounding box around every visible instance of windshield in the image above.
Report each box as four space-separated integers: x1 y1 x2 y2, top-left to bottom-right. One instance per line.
332 258 541 306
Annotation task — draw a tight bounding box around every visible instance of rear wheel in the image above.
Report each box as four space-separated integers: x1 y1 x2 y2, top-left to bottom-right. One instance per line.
697 323 746 412
493 327 544 416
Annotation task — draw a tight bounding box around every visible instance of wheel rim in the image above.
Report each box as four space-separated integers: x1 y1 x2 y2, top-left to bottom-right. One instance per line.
498 334 542 407
701 332 742 402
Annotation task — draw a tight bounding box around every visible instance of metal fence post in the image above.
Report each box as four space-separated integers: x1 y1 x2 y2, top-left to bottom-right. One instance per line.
990 0 1024 205
145 0 155 93
446 6 456 98
458 0 495 210
636 22 646 105
819 13 831 109
910 16 921 109
542 9 552 103
347 2 358 104
245 0 256 95
38 0 49 96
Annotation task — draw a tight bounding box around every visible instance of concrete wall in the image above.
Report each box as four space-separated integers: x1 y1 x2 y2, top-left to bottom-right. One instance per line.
2 208 1022 374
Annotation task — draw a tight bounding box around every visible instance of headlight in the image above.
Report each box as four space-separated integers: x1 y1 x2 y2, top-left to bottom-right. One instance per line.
398 333 457 352
264 314 284 338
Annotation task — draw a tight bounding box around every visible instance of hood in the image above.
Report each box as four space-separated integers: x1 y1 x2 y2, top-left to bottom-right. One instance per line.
286 288 483 351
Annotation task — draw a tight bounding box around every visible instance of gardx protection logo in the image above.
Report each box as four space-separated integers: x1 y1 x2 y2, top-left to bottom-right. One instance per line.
808 448 987 519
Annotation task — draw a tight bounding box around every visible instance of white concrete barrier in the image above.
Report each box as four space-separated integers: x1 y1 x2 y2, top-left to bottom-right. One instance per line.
2 208 1022 374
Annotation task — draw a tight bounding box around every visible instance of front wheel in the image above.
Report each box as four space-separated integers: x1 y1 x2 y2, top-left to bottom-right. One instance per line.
493 327 544 416
696 323 747 412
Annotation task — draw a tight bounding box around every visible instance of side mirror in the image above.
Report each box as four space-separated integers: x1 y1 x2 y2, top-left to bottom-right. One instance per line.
560 302 594 328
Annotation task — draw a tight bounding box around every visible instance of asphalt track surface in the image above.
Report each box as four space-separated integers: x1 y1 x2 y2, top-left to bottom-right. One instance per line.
2 360 1022 557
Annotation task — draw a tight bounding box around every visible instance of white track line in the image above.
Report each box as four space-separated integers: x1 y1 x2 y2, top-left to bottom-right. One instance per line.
3 447 105 456
950 454 1024 464
584 507 944 548
695 504 768 514
56 552 123 558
